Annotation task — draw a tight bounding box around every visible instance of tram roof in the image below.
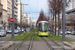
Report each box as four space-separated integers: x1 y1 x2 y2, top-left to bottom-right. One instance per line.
38 21 48 23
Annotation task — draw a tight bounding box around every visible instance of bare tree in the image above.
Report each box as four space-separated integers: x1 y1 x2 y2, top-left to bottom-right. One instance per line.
40 10 44 21
48 0 71 36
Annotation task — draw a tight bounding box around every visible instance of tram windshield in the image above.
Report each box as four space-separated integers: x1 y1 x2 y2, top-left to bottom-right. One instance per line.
39 23 48 32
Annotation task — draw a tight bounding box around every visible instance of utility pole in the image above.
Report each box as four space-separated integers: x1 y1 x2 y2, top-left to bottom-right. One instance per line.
20 0 22 34
11 0 14 40
62 0 66 40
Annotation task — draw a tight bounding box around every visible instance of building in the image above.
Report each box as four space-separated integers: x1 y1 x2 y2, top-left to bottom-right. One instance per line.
14 0 18 29
17 2 24 25
23 14 31 28
1 0 12 29
0 2 3 24
1 0 18 29
66 8 75 30
72 0 75 8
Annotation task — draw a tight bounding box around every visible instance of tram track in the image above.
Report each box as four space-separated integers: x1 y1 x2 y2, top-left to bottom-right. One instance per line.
41 37 69 50
41 37 54 50
14 33 34 50
14 33 31 50
28 33 34 50
47 37 66 50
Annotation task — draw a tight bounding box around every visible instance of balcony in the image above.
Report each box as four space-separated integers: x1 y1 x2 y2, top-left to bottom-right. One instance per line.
7 11 11 15
15 9 18 13
8 0 11 4
7 5 11 9
67 13 75 17
14 13 18 16
14 5 18 9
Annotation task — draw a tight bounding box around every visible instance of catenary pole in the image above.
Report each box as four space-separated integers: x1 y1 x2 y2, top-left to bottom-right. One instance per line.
20 0 22 34
11 0 14 40
62 0 66 40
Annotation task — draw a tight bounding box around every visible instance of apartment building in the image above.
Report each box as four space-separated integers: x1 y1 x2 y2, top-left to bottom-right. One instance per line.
1 0 12 29
72 0 75 8
1 0 18 29
66 8 75 30
17 2 24 25
14 0 18 29
0 3 3 24
23 14 31 27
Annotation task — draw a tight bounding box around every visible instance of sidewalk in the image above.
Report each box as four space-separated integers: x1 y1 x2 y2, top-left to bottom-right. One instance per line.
0 41 14 50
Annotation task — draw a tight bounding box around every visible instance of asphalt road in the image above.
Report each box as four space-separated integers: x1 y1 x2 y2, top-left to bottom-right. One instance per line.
64 35 75 41
0 34 18 41
52 32 75 41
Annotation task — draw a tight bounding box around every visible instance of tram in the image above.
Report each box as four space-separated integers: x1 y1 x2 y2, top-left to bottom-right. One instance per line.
37 21 49 36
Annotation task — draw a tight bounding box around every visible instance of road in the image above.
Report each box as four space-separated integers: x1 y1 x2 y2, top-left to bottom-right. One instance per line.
64 35 75 41
53 32 75 41
0 34 18 41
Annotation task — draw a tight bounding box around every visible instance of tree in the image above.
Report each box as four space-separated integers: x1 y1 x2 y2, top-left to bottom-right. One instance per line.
40 10 44 21
48 0 71 36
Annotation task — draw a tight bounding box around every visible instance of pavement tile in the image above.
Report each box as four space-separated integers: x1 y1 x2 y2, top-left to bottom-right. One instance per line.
0 41 14 50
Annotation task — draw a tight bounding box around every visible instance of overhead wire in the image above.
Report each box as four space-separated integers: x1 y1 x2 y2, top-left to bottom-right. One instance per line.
28 0 33 17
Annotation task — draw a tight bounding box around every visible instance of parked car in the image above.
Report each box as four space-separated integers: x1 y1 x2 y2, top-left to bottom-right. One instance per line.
71 31 75 35
0 30 7 37
6 30 12 33
22 29 24 32
14 29 19 34
65 31 72 34
59 30 67 35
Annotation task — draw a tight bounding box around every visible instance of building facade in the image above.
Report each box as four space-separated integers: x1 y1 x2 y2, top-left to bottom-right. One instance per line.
66 8 75 30
1 0 18 29
17 2 24 25
14 0 18 29
72 0 75 8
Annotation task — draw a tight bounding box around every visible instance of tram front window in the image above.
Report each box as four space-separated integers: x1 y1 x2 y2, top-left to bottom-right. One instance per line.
39 23 48 32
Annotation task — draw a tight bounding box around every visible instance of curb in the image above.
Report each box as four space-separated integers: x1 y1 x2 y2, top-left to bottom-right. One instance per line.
63 42 75 50
0 41 15 50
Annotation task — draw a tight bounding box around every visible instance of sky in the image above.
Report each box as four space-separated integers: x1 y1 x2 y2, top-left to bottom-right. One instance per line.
18 0 72 23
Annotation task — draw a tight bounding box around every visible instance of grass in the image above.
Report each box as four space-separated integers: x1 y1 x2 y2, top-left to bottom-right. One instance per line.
7 32 30 41
33 34 42 41
7 29 73 41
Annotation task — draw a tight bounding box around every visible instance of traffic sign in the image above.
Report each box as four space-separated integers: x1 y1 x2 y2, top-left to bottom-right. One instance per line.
10 18 14 22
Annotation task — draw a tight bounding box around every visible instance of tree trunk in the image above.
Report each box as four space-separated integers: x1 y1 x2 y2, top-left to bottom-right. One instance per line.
58 12 60 37
55 12 56 36
52 11 54 35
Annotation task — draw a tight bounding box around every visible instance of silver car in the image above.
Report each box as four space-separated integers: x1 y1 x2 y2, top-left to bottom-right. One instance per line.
0 30 7 37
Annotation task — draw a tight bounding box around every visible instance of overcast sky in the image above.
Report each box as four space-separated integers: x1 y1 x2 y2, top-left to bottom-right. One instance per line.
18 0 72 23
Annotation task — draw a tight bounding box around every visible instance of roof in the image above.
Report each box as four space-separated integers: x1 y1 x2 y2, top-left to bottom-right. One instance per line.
66 8 75 13
39 21 48 23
